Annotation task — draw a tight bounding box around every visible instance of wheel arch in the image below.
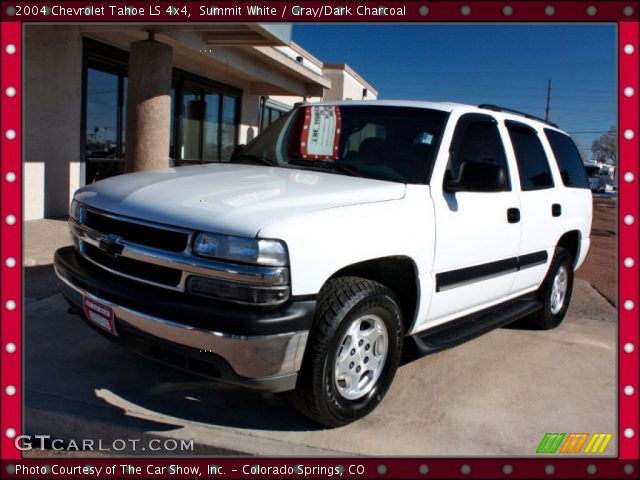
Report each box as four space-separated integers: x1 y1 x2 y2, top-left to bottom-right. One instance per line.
328 256 420 336
557 230 581 267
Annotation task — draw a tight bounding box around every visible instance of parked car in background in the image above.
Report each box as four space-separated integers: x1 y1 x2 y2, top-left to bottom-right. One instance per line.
584 162 608 193
55 101 592 426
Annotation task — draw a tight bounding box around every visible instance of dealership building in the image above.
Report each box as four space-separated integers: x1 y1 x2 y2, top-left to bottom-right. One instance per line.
24 24 377 220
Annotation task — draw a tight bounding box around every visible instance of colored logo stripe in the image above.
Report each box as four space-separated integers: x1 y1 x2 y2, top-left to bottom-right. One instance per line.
560 433 589 453
537 433 566 453
538 433 613 454
584 433 613 454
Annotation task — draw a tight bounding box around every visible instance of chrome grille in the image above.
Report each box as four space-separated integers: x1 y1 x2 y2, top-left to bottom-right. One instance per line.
70 205 290 304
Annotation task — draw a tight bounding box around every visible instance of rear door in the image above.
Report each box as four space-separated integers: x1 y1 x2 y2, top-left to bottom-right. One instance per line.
427 113 522 325
503 121 560 294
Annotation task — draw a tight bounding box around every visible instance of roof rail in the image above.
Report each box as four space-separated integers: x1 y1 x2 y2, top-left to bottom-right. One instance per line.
477 104 558 128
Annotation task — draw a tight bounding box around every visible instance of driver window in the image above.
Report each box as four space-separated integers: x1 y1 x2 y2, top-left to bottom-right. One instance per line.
447 118 509 188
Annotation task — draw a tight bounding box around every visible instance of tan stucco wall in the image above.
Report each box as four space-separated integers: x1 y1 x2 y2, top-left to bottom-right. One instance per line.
24 27 83 220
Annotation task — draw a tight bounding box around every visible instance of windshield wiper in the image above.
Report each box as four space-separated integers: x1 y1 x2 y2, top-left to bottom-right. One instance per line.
232 154 277 166
288 159 362 178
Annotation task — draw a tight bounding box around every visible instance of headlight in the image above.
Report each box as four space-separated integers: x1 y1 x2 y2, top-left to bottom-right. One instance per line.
194 232 287 266
69 199 79 220
69 199 86 223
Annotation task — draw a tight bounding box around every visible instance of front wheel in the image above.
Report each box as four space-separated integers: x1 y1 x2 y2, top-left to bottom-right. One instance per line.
290 276 403 427
528 247 574 329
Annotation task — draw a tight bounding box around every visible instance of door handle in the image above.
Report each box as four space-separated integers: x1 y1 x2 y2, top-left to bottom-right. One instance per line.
552 204 562 217
507 208 520 223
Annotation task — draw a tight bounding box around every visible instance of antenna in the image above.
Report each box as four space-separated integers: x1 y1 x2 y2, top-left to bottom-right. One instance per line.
545 79 552 122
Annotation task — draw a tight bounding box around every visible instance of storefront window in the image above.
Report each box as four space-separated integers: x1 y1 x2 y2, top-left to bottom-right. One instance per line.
83 39 241 182
221 96 237 160
203 93 220 161
85 66 126 183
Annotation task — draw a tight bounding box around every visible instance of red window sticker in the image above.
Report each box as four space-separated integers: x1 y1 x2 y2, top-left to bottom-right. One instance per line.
300 105 342 160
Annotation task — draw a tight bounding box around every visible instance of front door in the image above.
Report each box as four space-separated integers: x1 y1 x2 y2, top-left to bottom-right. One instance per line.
427 113 522 326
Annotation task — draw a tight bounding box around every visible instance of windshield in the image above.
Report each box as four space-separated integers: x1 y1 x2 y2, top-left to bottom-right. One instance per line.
236 105 449 184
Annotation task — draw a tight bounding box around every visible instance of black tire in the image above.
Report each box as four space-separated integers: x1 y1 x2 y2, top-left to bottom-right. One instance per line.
528 247 574 330
289 276 403 427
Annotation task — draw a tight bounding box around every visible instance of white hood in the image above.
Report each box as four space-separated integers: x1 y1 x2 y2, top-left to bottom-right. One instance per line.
74 164 406 237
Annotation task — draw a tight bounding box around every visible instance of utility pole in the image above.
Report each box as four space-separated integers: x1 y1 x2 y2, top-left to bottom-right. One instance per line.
545 79 552 122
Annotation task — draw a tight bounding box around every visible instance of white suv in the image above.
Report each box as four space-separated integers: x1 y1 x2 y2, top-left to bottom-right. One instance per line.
55 101 592 426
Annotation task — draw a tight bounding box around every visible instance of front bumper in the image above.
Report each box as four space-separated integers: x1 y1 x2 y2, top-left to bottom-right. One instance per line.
54 246 315 392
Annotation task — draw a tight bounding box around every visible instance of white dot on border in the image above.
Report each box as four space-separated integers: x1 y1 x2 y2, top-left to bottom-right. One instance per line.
5 343 17 353
5 171 16 182
545 5 555 15
624 385 635 396
624 300 635 311
5 257 16 268
624 428 635 438
5 86 16 98
624 44 635 55
461 5 471 16
624 87 635 97
587 6 597 15
624 129 635 140
5 129 16 140
418 464 429 475
419 5 429 16
5 300 16 311
503 464 513 475
5 428 16 439
624 172 635 182
545 464 555 475
624 257 635 268
503 6 513 16
623 6 635 16
5 215 16 226
461 464 471 475
624 343 635 353
624 214 635 225
5 44 16 55
5 385 16 396
587 464 597 475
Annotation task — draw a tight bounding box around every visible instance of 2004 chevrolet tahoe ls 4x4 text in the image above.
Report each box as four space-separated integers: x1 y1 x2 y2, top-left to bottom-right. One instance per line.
55 101 592 426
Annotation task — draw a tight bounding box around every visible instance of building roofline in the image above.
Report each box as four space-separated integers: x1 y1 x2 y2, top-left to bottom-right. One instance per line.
322 63 378 96
290 41 324 68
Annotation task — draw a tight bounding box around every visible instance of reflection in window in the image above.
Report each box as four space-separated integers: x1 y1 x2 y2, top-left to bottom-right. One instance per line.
203 93 220 161
181 89 203 161
221 96 237 161
85 68 124 183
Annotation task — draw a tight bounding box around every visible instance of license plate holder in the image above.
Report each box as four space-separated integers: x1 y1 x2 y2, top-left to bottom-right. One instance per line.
82 295 118 336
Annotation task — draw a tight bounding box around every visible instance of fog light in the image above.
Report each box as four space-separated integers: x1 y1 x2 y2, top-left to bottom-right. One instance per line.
188 276 290 305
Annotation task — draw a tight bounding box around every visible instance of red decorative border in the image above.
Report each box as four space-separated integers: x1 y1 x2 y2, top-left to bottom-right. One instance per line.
1 2 638 477
618 19 639 462
1 19 22 462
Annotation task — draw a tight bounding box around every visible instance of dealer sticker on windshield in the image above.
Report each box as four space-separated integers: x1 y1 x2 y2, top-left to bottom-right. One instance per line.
83 295 118 336
300 105 342 160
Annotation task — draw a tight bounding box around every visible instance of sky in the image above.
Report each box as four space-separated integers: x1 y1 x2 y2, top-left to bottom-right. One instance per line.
293 24 616 159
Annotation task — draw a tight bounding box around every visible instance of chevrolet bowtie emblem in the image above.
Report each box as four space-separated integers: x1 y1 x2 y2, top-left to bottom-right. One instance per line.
98 234 124 257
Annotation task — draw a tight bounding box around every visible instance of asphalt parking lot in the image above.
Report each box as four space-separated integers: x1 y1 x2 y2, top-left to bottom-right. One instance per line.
23 214 616 457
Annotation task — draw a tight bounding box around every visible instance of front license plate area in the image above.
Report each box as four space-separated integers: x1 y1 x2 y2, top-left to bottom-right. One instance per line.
82 295 118 336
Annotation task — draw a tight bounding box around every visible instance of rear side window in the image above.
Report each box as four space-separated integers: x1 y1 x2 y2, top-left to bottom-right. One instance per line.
506 121 554 191
544 129 590 188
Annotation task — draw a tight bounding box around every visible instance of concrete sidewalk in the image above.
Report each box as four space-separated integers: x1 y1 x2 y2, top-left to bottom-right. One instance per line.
24 219 617 457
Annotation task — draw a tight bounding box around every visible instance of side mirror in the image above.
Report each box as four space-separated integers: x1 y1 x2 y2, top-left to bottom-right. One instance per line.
444 161 507 192
230 144 246 161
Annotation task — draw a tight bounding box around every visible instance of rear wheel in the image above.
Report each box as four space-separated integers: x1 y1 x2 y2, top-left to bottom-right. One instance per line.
290 276 403 427
528 247 574 329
